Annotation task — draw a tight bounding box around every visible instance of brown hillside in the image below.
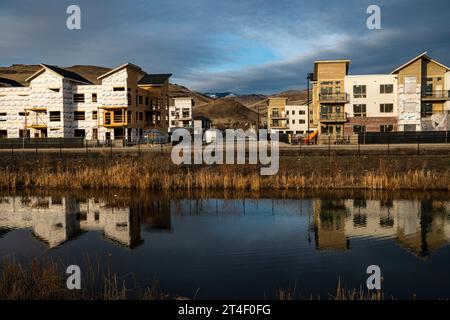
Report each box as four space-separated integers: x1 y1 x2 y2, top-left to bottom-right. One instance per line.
194 97 259 128
169 83 213 106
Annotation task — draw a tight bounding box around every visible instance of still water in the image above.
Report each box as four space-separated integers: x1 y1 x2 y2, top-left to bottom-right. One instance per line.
1 190 450 299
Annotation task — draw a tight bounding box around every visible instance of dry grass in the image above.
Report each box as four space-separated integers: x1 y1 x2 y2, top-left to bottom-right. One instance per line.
278 280 385 301
0 258 172 300
0 153 449 191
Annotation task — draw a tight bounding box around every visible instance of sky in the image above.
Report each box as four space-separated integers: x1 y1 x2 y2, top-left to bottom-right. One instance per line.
1 0 449 94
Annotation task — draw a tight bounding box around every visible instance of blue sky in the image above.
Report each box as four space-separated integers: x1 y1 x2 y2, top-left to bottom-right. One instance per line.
1 0 449 94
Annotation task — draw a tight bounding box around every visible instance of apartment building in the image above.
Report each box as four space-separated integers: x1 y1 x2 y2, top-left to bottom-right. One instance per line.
168 97 194 133
0 63 172 141
267 97 311 135
391 52 450 132
344 74 398 135
311 52 450 139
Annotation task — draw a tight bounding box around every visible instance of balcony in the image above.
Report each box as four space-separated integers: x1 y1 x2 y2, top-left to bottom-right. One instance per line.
271 112 286 120
319 112 347 123
318 93 349 103
103 115 128 128
422 90 450 101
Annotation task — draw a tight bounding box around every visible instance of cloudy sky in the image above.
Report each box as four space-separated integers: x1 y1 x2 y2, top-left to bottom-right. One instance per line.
1 0 449 94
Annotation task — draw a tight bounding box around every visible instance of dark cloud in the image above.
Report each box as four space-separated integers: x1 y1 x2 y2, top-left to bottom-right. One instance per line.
0 0 449 93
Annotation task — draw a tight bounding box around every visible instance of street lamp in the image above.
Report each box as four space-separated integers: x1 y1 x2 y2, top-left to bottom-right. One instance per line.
306 72 314 144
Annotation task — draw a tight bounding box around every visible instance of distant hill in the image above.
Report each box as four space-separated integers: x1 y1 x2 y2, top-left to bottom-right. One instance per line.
193 97 259 129
0 64 41 84
170 83 213 106
204 92 237 99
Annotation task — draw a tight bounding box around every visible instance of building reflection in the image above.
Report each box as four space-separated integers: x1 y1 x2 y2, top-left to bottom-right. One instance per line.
312 197 450 257
0 194 172 249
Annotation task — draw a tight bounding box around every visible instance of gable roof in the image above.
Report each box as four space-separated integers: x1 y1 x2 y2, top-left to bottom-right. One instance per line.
391 51 450 74
25 64 93 84
97 63 142 80
138 74 172 86
0 77 24 87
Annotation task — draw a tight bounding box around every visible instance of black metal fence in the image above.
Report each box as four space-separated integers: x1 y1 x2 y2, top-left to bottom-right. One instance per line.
0 138 85 149
359 131 450 145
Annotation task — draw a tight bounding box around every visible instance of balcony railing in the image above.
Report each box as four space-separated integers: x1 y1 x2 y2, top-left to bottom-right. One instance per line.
318 93 350 103
271 112 286 119
319 112 347 122
422 90 450 100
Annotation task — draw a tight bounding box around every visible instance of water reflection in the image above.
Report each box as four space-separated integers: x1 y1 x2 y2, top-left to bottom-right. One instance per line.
0 194 171 249
0 191 450 258
313 197 450 257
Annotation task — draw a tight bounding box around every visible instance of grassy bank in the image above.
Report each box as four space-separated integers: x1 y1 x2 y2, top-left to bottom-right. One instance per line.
0 258 171 300
0 153 449 191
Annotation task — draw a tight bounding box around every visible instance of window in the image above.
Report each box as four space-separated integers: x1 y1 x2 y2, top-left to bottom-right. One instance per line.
292 120 296 125
20 130 30 138
421 103 433 118
74 111 85 121
0 130 7 138
145 97 149 106
139 112 144 121
74 129 86 138
353 125 366 134
49 88 60 93
353 104 367 117
92 111 98 120
73 94 85 103
92 128 98 140
139 96 143 105
0 112 7 116
404 124 416 132
380 104 394 113
353 85 367 98
299 110 306 115
92 93 98 103
19 112 30 116
292 111 296 116
299 119 306 124
49 111 61 122
380 84 394 94
380 125 393 132
113 87 125 91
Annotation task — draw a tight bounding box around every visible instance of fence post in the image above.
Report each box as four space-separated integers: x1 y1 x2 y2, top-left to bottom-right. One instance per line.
328 135 331 157
387 132 390 156
110 139 113 160
358 134 361 156
85 139 88 155
417 133 420 156
299 138 302 157
138 134 141 157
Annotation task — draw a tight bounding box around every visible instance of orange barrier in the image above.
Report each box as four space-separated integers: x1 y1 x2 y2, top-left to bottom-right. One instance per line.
304 130 319 144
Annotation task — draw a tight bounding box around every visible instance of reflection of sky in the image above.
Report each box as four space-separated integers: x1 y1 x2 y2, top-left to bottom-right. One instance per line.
1 195 450 299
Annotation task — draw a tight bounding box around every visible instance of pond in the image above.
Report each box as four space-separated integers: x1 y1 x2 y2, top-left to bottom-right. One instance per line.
0 190 450 299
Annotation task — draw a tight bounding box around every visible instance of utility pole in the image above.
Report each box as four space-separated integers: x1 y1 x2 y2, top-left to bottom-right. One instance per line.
306 73 314 145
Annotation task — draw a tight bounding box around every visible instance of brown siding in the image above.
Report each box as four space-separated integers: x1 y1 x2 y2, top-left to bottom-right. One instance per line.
344 117 398 135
